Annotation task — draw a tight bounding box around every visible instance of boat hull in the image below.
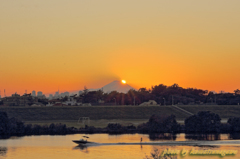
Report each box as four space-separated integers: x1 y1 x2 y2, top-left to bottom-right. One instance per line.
72 140 93 144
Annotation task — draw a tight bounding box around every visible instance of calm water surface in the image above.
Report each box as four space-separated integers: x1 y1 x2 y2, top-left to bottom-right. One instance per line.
0 134 240 159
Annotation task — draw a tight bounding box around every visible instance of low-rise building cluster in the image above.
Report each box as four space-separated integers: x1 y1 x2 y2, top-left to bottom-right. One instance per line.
1 93 39 106
0 92 86 107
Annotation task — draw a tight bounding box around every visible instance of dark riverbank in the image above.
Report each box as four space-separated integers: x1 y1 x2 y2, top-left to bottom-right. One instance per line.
1 111 240 139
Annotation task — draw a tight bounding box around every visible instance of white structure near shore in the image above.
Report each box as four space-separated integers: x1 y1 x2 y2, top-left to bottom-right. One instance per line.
63 96 81 106
139 100 159 106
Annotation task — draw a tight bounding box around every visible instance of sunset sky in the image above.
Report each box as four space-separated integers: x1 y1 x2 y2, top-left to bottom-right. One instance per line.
1 0 240 96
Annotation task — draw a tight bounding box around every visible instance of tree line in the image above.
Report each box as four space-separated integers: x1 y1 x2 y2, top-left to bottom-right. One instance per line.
76 84 240 105
1 83 239 106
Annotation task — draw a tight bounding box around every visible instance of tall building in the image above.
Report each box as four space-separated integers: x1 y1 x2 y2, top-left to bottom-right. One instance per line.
37 91 43 97
0 95 1 99
32 90 36 96
61 92 69 97
54 91 59 98
49 94 53 99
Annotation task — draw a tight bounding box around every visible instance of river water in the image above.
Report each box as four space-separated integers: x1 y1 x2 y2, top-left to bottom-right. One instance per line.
0 133 240 159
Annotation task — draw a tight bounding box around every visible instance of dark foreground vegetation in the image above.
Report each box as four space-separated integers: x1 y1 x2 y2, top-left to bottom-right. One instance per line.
1 111 240 139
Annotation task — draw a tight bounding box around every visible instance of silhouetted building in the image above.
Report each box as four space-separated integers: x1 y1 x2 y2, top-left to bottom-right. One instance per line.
60 92 69 97
37 91 43 97
2 93 37 106
32 90 36 96
38 94 46 99
49 94 53 99
139 100 158 106
54 91 59 98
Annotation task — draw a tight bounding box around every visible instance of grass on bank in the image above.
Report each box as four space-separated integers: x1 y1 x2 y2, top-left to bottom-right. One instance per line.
0 105 189 121
178 105 240 118
0 105 239 128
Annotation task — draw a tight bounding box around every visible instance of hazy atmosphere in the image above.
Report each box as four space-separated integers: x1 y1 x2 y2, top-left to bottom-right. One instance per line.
1 0 240 95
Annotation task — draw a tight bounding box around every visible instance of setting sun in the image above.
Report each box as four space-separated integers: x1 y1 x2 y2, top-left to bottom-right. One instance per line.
121 80 126 84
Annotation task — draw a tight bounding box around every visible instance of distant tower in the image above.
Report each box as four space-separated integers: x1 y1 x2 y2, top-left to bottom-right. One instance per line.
55 91 59 98
4 89 6 97
0 90 1 99
32 90 36 96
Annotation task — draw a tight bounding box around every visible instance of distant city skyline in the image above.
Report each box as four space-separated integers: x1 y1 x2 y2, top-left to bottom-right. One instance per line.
0 80 234 98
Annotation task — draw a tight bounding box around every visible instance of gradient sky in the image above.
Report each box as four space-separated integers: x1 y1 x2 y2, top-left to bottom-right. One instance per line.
1 0 240 96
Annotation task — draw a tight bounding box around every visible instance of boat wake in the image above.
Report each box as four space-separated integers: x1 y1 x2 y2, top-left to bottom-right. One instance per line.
74 140 240 149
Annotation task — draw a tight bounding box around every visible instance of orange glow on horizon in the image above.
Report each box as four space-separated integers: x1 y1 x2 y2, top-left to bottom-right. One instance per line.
1 1 240 96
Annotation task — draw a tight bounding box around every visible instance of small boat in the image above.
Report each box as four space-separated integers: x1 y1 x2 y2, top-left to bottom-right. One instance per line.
72 139 93 144
72 136 93 145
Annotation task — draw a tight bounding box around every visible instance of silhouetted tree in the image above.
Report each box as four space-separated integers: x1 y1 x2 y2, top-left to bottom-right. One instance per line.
138 114 180 133
227 117 240 132
0 112 9 136
185 111 221 133
234 89 240 95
